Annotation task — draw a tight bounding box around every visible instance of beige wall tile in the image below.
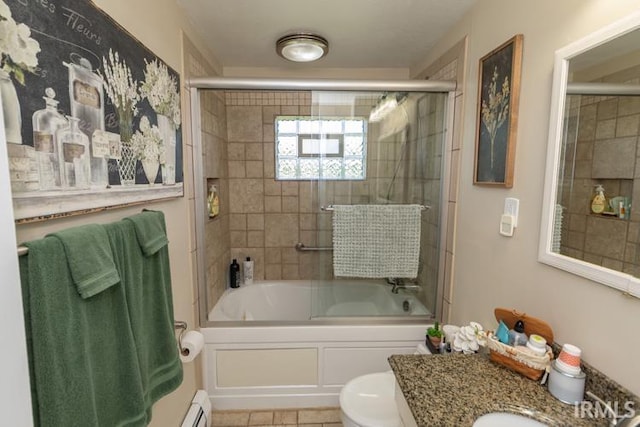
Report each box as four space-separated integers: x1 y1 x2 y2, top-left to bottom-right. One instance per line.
282 248 299 264
229 214 247 231
262 105 280 123
265 264 282 280
246 161 264 178
281 181 299 196
265 196 282 212
300 213 316 230
228 161 246 178
247 213 265 230
282 196 299 212
265 247 282 264
265 179 282 196
227 106 262 142
246 143 263 160
281 105 299 115
229 179 264 213
282 264 299 279
247 230 265 248
228 143 245 161
230 230 247 247
263 124 275 143
265 214 299 247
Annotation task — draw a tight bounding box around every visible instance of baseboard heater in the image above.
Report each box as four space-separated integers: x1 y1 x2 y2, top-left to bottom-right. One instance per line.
181 390 211 427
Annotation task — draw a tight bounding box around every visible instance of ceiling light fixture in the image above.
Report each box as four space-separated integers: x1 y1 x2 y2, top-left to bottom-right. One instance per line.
276 33 328 63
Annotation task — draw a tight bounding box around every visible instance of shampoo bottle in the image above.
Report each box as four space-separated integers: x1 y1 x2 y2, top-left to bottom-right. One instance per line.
229 259 240 288
591 185 606 214
243 257 254 285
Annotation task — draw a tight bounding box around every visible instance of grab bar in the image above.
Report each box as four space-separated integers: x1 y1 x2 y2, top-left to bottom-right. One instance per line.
320 204 430 211
295 242 333 252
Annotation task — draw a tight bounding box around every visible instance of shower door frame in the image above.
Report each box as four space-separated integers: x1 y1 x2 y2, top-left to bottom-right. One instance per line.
188 78 458 326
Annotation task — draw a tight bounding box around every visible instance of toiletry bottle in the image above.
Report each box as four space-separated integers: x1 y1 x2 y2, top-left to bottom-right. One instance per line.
229 259 240 288
508 320 528 346
591 184 606 214
243 257 254 285
207 185 220 218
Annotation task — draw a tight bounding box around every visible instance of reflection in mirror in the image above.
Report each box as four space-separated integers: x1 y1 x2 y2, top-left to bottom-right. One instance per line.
540 12 640 297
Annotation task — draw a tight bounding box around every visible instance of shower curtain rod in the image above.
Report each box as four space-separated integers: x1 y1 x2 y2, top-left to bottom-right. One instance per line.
188 77 457 92
567 82 640 96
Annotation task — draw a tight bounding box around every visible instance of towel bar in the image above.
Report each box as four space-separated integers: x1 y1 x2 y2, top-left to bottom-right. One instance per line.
18 246 28 256
320 204 430 211
294 242 333 252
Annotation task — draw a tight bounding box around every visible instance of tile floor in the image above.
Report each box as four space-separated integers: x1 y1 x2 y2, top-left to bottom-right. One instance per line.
211 407 343 427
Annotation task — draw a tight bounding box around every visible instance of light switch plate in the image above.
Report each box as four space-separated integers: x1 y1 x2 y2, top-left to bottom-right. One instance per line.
504 197 520 228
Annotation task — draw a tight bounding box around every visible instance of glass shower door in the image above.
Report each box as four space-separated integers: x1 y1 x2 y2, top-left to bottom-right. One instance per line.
301 90 449 319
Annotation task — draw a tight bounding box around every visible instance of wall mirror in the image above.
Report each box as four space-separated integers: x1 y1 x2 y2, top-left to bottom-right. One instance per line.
540 11 640 298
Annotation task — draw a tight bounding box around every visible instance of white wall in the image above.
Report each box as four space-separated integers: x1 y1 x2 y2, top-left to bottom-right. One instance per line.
9 0 219 425
413 0 640 395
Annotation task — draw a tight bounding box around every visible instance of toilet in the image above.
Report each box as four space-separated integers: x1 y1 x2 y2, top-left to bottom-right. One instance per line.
339 344 430 427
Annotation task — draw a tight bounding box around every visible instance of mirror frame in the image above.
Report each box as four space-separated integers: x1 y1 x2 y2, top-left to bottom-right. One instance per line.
539 11 640 298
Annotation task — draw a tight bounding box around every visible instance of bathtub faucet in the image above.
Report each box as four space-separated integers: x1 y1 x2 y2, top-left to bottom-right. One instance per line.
386 278 421 294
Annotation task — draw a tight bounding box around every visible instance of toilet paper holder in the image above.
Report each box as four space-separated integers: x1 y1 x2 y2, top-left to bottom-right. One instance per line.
174 320 189 356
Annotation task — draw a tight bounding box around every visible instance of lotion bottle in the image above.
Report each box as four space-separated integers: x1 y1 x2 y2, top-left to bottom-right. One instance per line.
591 185 606 214
243 257 254 285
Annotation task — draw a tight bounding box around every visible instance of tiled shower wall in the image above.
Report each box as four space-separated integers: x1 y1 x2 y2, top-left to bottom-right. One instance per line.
201 91 230 311
560 64 640 275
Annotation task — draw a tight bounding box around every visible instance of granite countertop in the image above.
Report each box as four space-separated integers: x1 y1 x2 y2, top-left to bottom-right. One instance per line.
389 353 607 427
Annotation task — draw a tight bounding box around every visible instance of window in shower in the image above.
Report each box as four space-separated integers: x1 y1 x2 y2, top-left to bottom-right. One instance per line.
275 116 367 180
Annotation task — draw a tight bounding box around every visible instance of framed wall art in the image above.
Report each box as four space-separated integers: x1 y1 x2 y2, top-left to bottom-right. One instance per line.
1 0 184 223
474 34 523 188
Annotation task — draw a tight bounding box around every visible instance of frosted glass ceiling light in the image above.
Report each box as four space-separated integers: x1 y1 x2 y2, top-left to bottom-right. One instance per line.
276 33 328 62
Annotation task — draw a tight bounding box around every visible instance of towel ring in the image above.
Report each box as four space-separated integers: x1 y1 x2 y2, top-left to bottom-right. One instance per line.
174 320 189 356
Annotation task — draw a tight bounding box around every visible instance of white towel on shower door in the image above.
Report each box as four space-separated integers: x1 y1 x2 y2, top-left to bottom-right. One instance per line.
332 204 421 278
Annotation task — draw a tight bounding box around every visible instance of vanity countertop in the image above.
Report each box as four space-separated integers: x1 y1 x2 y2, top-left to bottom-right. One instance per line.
388 353 606 427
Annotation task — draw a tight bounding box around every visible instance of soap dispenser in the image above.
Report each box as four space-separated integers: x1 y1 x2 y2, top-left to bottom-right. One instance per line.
591 184 606 214
508 320 528 347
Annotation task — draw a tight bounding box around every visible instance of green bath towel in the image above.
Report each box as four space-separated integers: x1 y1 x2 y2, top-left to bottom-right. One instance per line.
106 214 183 422
20 237 148 427
48 224 120 299
124 210 170 256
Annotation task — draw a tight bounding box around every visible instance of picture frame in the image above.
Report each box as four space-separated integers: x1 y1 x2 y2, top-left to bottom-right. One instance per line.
474 34 523 188
3 0 184 223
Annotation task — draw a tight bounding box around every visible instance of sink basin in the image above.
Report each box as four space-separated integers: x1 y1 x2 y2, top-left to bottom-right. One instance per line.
473 412 548 427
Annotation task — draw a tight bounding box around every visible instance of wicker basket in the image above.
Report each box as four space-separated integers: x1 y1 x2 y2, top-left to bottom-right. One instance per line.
487 332 552 381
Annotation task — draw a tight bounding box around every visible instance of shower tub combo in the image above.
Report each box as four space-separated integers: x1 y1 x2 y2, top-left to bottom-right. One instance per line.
190 77 456 409
201 280 431 409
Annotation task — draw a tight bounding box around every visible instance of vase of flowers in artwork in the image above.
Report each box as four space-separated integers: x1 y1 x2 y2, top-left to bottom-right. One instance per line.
0 0 41 144
140 58 181 185
100 48 141 186
131 116 164 185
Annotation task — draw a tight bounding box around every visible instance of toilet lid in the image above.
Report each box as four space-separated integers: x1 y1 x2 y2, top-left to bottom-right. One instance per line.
340 371 402 427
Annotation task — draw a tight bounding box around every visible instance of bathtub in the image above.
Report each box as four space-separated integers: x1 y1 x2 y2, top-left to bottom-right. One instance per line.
201 280 432 409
